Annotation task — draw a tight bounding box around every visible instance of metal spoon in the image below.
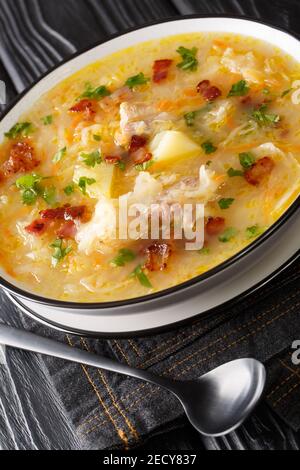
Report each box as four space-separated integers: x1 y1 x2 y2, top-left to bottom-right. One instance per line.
0 324 266 437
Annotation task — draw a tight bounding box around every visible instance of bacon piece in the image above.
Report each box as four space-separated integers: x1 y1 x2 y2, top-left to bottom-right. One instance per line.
197 80 221 101
25 219 48 236
2 142 39 176
132 148 152 165
144 243 172 271
56 220 77 239
244 157 275 186
153 59 173 83
206 217 225 236
240 96 252 106
40 205 86 221
129 135 147 154
69 99 96 120
105 155 122 164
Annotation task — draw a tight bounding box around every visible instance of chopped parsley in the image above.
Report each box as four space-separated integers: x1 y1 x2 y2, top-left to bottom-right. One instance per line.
135 160 154 172
42 186 57 206
125 73 150 89
228 80 250 97
219 227 238 243
218 198 235 210
262 88 270 95
117 160 126 171
79 84 111 100
80 150 102 168
93 134 102 142
251 104 280 126
281 88 292 98
50 239 72 267
198 247 210 255
184 104 212 127
111 249 136 267
42 115 53 125
246 225 265 239
52 147 67 164
201 141 217 155
64 184 75 196
227 167 244 177
78 177 96 195
5 122 34 139
176 46 198 72
16 174 44 206
131 265 152 288
239 152 256 169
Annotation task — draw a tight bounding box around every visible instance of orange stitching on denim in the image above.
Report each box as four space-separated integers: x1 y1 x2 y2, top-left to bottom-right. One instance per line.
138 271 300 368
66 335 127 447
112 340 130 365
266 373 295 399
128 339 142 357
81 338 139 442
279 359 300 382
81 292 300 433
166 294 300 374
83 299 298 435
272 382 300 407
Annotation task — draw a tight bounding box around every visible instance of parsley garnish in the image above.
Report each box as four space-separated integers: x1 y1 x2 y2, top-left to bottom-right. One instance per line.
227 168 244 177
79 84 111 100
16 174 44 206
184 111 198 127
80 150 102 168
239 152 256 169
93 134 102 142
111 249 136 267
246 225 265 239
219 227 238 243
125 73 150 89
176 46 198 72
64 184 75 196
78 177 96 195
50 239 72 267
42 186 57 206
201 141 217 154
135 160 154 172
198 247 210 255
5 122 34 139
53 147 67 164
251 104 280 126
42 115 53 125
228 80 250 97
281 88 292 98
218 198 235 210
131 265 152 288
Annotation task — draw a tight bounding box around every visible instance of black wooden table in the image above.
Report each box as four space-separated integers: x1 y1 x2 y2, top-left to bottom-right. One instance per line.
0 0 300 451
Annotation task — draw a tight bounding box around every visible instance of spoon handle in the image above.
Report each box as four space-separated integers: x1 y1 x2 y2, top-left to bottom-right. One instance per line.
0 324 174 391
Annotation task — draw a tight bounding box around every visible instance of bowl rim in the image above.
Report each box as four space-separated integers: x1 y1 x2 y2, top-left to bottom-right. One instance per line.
0 13 299 309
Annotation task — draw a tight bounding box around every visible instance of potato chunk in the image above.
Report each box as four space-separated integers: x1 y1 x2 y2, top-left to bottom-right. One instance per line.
150 131 200 165
73 164 115 198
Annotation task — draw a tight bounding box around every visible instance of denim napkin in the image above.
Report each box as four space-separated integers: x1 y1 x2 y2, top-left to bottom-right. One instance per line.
4 256 297 450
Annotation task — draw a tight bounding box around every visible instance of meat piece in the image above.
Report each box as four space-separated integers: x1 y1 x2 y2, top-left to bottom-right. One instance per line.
153 59 173 83
244 156 275 186
129 135 147 154
206 217 225 236
40 205 86 221
197 80 222 101
56 220 77 239
105 155 122 164
2 142 39 176
144 243 172 271
240 96 252 106
25 219 48 236
131 148 152 165
69 99 96 120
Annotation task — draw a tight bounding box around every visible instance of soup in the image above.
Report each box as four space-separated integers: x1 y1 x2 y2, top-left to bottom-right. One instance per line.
0 33 299 302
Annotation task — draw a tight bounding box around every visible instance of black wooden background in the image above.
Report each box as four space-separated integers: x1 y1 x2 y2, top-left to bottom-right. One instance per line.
0 0 300 451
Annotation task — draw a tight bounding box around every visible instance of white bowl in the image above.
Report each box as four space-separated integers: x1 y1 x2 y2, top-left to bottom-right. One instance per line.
1 16 299 336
